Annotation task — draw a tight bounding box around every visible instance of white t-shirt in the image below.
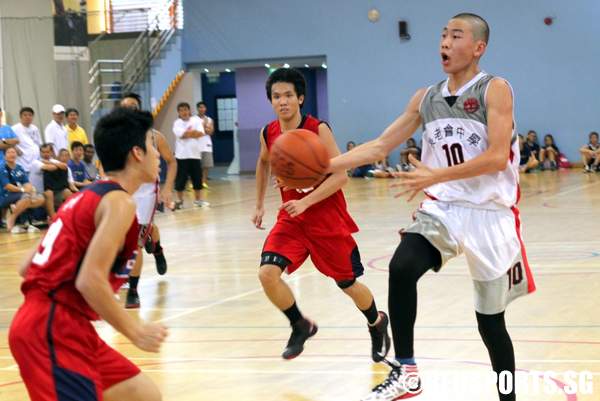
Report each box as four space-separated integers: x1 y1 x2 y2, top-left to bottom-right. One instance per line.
198 115 213 153
13 123 41 172
44 120 68 156
172 116 204 160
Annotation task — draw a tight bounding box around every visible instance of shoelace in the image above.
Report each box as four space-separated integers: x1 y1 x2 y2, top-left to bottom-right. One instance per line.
372 367 401 393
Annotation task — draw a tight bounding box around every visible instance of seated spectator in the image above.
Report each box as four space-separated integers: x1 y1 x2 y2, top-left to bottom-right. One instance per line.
368 157 396 178
68 141 92 188
0 147 44 233
13 107 42 174
539 134 559 171
399 137 422 171
519 134 539 173
43 148 77 214
0 107 19 164
82 144 99 180
65 108 89 149
30 144 68 219
524 130 540 160
346 141 372 177
580 131 600 173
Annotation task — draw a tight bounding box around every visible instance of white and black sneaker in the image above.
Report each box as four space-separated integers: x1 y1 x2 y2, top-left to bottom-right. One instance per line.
361 360 422 400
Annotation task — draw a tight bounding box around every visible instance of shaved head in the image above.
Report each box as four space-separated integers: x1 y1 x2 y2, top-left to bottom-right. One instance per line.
452 13 489 44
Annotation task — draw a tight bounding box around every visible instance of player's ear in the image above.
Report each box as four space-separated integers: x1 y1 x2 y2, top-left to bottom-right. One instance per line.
298 94 305 106
130 146 145 162
474 40 486 58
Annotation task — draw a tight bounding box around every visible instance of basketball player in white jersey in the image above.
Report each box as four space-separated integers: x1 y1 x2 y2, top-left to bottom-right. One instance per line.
330 13 535 401
120 93 177 308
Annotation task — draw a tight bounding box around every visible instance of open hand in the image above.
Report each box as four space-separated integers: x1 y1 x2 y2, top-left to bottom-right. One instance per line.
390 154 438 201
279 199 309 218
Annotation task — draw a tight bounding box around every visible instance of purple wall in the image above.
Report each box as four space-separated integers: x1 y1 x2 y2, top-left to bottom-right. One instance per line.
316 69 329 122
235 67 275 172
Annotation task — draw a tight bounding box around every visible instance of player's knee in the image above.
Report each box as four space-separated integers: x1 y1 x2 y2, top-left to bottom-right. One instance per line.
258 265 281 287
336 278 356 289
388 251 420 282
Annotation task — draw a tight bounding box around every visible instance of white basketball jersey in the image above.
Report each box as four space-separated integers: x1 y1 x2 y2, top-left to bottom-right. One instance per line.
419 72 520 209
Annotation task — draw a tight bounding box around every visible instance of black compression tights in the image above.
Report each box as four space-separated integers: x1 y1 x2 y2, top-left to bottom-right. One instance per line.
388 233 441 359
388 233 516 401
477 311 516 401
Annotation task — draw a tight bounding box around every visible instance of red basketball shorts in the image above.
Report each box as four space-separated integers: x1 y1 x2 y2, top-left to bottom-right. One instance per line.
261 218 364 282
9 290 140 401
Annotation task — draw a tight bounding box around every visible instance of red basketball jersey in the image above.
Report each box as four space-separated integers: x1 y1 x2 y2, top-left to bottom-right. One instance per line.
263 115 358 235
21 181 139 320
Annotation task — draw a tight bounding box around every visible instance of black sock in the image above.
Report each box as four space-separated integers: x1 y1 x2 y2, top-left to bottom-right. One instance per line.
388 233 441 359
154 240 163 254
129 275 140 291
477 311 516 401
361 299 379 325
283 302 303 325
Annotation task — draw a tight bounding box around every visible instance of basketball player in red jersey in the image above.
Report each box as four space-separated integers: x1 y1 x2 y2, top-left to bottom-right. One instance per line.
252 68 390 361
9 108 168 401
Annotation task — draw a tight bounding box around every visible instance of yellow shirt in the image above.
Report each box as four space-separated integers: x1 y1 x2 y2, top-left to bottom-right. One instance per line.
66 124 89 148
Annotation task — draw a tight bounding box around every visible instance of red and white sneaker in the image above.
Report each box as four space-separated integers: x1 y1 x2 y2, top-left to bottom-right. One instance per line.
361 361 422 400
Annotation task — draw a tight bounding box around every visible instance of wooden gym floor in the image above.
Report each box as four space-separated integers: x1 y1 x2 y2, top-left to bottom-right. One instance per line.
1 170 599 400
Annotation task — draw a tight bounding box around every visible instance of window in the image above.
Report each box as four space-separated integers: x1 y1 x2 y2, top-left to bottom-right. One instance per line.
216 97 238 132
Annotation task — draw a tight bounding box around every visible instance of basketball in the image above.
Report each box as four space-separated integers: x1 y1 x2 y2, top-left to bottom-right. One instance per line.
270 129 330 189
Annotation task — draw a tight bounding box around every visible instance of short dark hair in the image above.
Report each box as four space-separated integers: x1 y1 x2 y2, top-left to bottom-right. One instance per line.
19 107 35 116
65 108 79 117
590 132 599 140
196 101 207 108
71 141 84 151
84 144 95 151
94 108 153 173
58 148 70 156
40 143 52 151
452 13 490 44
177 102 190 110
122 92 142 108
265 68 306 106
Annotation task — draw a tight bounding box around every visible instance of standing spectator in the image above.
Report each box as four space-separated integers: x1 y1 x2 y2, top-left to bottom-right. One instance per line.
539 134 559 171
172 102 208 208
44 104 68 156
67 141 92 189
196 101 214 188
399 137 422 171
13 107 42 173
65 108 89 148
580 131 600 173
0 107 19 164
0 147 44 233
82 144 99 180
519 134 539 173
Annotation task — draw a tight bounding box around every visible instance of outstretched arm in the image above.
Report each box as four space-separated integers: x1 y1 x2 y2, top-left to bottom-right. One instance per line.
329 89 427 172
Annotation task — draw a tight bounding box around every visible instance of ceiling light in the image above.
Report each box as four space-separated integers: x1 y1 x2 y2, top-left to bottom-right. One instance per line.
264 63 270 68
203 68 209 73
283 63 290 68
304 64 310 68
321 63 327 69
225 68 231 72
